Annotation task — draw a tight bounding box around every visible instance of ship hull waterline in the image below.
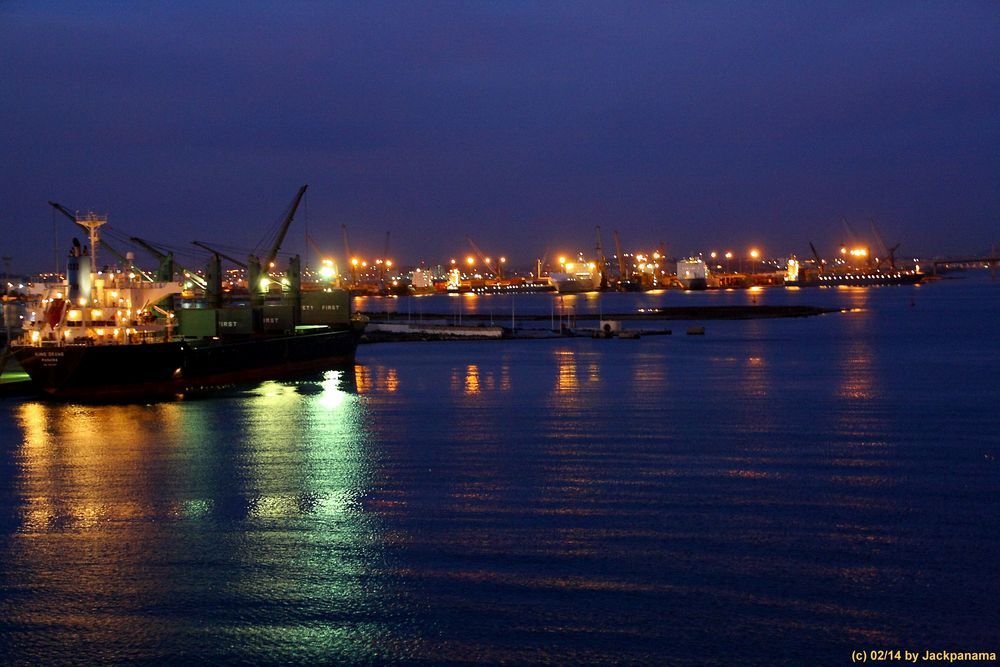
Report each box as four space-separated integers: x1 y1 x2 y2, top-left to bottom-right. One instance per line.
785 273 923 287
12 328 361 401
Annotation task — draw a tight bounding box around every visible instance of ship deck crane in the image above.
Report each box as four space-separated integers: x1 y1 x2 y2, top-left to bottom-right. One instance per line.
305 233 325 265
466 236 497 276
808 242 824 272
131 237 206 289
869 221 900 270
192 241 248 269
258 185 308 271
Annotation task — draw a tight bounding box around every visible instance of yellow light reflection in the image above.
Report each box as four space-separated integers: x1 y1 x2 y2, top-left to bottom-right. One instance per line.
465 364 480 394
555 350 578 392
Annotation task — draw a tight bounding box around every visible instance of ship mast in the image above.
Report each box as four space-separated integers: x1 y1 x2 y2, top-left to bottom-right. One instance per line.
76 212 107 269
48 201 107 270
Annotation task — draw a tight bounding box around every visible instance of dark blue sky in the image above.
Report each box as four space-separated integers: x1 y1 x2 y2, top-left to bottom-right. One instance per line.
2 1 998 273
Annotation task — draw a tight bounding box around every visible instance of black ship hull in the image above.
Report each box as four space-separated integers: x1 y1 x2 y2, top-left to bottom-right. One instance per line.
12 327 361 401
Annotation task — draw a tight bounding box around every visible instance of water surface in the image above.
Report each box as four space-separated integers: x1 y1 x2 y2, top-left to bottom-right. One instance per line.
1 276 998 664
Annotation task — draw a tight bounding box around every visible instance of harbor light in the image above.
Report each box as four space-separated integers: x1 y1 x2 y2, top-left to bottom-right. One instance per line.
319 259 336 279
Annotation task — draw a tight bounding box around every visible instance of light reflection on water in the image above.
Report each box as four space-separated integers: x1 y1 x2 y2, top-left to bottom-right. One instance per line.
2 279 999 663
0 369 402 664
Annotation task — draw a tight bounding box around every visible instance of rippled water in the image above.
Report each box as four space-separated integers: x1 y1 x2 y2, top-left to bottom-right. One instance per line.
1 276 998 664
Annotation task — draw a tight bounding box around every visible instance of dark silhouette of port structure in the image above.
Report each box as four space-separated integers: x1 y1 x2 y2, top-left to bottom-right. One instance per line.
932 245 999 279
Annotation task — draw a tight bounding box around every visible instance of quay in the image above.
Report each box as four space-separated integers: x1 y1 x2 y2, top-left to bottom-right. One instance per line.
359 305 838 342
359 305 837 324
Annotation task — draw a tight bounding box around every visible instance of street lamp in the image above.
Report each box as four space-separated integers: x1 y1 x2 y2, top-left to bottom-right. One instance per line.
749 249 760 276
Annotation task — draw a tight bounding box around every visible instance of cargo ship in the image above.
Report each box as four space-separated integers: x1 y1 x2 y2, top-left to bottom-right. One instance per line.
676 258 708 290
784 257 923 287
11 186 366 400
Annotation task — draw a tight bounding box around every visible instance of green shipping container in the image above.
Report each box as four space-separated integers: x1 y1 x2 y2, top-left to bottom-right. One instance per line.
217 307 254 334
300 290 350 326
261 305 294 332
176 308 217 337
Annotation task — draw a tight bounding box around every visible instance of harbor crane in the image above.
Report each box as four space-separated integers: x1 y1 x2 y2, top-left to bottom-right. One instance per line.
594 226 608 289
341 224 357 285
613 230 628 280
377 231 392 293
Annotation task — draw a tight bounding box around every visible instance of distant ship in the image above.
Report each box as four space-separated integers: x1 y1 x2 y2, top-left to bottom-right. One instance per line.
784 257 923 287
548 262 601 293
676 258 708 290
11 186 366 400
